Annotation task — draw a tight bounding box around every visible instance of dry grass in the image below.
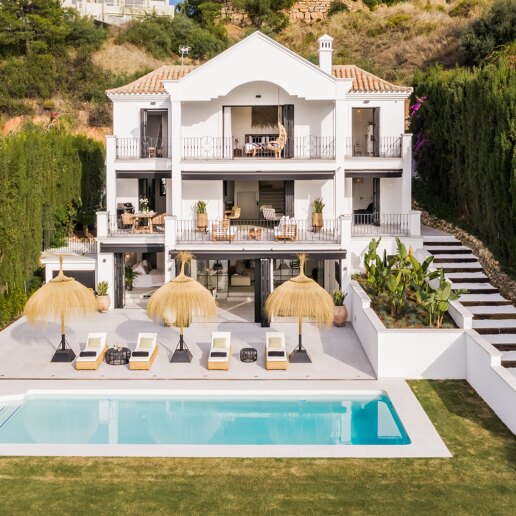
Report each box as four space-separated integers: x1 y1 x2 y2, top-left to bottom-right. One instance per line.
278 0 490 83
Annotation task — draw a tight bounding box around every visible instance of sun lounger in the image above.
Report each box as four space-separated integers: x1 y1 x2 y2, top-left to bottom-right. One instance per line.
129 333 158 370
208 332 231 370
75 333 108 370
266 332 288 370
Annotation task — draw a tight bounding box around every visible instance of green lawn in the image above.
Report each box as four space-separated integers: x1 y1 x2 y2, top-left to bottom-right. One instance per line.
0 381 515 515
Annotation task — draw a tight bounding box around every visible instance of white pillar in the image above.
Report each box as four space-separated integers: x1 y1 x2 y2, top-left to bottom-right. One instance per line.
171 100 182 218
164 215 176 282
96 211 108 238
334 167 346 217
97 253 114 309
105 136 117 216
340 214 352 249
401 133 412 214
409 210 421 237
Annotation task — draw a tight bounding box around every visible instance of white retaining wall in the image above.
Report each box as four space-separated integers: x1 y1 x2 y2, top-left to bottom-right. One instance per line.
349 281 516 433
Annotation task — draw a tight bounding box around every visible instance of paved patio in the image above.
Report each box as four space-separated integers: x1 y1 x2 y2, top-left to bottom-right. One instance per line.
0 309 375 380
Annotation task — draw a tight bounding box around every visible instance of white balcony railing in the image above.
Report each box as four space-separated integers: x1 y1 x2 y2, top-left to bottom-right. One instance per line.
351 213 409 236
176 219 340 243
116 138 170 159
181 136 335 160
344 136 402 158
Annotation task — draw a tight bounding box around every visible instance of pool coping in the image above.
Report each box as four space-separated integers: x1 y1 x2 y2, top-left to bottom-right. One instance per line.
0 379 451 458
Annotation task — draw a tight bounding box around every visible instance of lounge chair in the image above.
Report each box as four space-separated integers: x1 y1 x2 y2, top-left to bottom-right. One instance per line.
212 220 237 241
262 207 282 221
75 333 108 370
266 332 288 370
265 123 287 159
129 333 158 370
208 332 231 370
274 217 297 241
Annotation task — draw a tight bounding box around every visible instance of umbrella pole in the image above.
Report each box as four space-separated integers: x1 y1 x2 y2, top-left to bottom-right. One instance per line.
171 324 192 363
51 311 76 363
289 316 311 363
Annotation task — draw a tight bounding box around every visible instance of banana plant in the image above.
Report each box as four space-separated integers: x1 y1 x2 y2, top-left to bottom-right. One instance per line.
364 238 381 278
385 269 411 317
410 254 439 289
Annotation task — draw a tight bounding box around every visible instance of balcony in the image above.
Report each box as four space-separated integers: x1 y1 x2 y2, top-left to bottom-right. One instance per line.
181 136 335 161
116 138 170 159
344 136 402 158
351 213 409 236
176 219 340 244
42 229 97 255
107 213 166 237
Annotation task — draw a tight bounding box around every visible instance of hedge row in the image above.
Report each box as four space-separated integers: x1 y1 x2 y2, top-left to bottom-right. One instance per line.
411 56 516 270
0 128 105 287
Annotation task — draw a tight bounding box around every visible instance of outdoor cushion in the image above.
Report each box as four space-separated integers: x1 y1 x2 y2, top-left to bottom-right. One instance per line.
139 337 154 349
132 351 149 358
213 338 227 349
79 351 97 357
268 351 286 358
87 338 102 348
268 337 283 349
210 351 228 358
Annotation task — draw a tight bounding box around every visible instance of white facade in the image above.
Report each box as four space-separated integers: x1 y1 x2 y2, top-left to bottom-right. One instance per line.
96 32 420 314
61 0 174 25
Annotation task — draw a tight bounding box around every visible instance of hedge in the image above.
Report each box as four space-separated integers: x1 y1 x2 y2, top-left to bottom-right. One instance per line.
0 128 105 288
411 55 516 271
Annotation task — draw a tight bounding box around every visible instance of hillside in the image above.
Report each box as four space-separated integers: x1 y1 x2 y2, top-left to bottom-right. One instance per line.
0 0 496 137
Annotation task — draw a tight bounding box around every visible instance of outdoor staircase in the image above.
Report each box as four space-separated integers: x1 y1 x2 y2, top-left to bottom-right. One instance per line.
423 235 516 370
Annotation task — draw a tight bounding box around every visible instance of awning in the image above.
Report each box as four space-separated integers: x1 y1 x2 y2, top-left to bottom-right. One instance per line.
182 170 335 180
346 169 402 178
100 243 165 253
116 171 170 179
169 249 346 260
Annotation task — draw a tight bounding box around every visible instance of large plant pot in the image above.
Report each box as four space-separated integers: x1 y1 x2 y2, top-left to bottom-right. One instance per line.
333 305 348 327
197 213 208 231
312 212 323 230
97 295 110 313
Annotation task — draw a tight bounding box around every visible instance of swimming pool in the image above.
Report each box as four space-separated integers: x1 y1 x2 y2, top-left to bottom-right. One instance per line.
0 391 409 446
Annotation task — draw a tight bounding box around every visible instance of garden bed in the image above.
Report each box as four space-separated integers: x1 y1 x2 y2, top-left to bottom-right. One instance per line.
354 275 456 329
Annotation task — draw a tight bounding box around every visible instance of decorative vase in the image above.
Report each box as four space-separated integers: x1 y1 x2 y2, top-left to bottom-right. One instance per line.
333 305 348 327
312 212 323 229
126 284 133 292
197 213 208 231
97 295 110 313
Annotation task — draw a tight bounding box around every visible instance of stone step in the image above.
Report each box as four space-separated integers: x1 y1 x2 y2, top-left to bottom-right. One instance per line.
433 255 478 263
446 272 490 283
483 334 516 346
423 241 462 247
423 236 461 243
460 293 511 306
452 284 499 294
473 319 516 334
440 263 484 273
469 305 516 320
426 247 473 255
501 350 516 368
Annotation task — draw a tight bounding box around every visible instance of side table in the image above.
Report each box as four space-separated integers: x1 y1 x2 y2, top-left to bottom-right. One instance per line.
105 347 131 365
240 347 258 363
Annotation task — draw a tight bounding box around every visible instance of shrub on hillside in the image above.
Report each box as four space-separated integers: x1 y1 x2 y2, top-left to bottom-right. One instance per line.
449 0 485 18
233 0 296 32
461 0 516 64
117 14 228 60
328 1 349 16
362 0 405 11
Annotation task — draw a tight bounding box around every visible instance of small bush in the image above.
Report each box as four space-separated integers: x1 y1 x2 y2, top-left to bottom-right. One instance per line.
328 1 349 17
449 0 483 18
387 13 412 31
0 97 34 116
88 102 111 127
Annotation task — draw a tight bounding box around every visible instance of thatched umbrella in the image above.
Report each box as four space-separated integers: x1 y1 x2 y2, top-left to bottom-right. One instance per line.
24 255 98 362
265 254 333 363
146 251 217 362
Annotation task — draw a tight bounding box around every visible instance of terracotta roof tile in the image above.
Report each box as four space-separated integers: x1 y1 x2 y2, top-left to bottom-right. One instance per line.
107 63 411 95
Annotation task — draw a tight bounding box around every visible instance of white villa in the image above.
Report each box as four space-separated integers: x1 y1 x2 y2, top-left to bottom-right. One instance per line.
46 31 421 322
61 0 175 25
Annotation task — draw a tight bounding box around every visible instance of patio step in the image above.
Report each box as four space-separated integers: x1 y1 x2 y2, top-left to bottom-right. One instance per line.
460 293 512 306
468 305 516 320
473 319 516 334
484 334 516 347
501 350 516 368
426 247 474 255
433 255 478 263
440 263 484 273
423 236 461 244
445 272 490 283
452 284 499 294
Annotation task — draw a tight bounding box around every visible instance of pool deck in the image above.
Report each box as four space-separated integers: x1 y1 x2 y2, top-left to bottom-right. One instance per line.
0 309 375 381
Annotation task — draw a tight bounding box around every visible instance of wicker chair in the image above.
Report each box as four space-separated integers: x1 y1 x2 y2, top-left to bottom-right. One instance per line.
151 212 166 232
212 220 237 241
224 206 241 220
121 212 135 232
266 123 287 159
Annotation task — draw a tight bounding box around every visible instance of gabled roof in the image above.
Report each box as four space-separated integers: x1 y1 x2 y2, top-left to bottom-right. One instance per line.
107 60 411 95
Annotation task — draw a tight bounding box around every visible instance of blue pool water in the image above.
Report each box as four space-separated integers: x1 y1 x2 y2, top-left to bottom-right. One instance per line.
0 393 410 445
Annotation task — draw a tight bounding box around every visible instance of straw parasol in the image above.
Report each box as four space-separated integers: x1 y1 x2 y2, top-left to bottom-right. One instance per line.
24 255 98 362
265 254 333 363
146 251 217 362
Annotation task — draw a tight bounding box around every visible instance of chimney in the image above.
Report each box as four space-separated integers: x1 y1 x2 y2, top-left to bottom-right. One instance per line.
318 34 333 75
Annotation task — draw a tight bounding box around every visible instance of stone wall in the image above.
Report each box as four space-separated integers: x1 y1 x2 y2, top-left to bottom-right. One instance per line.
221 0 334 25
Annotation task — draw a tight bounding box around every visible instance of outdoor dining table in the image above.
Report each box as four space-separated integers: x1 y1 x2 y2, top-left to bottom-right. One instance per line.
132 211 156 233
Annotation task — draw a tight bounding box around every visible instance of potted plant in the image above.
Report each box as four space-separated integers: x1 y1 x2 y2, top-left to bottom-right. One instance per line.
196 200 208 231
312 197 325 230
125 265 141 291
332 289 348 327
96 281 110 312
